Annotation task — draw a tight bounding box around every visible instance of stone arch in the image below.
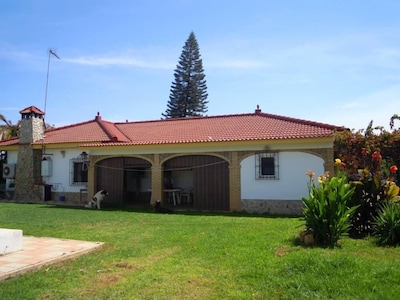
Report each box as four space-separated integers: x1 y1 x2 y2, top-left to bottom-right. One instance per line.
92 154 154 166
162 153 230 211
236 148 333 174
93 155 152 206
159 152 230 165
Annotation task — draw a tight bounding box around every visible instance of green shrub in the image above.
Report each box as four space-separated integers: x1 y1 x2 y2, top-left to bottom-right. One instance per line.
373 202 400 246
302 173 358 248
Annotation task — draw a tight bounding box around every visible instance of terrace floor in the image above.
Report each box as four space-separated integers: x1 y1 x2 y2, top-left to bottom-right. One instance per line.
0 236 103 281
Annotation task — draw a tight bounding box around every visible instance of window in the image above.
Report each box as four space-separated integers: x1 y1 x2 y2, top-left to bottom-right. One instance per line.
256 152 279 179
70 159 88 186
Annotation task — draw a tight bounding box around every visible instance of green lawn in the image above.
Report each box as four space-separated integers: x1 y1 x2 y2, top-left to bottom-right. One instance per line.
1 202 400 299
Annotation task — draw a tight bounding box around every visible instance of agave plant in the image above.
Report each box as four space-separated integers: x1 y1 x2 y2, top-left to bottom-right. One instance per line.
373 202 400 246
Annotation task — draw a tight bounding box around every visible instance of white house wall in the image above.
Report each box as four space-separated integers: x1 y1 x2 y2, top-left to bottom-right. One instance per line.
240 151 325 214
7 148 86 195
41 149 87 194
5 151 18 165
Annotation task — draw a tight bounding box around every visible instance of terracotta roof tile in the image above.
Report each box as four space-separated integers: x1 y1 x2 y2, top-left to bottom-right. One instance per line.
95 115 130 143
0 110 345 148
0 137 19 146
36 120 111 144
19 106 45 115
109 113 343 146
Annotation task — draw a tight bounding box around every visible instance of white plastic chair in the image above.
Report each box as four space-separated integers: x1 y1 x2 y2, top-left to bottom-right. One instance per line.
180 187 192 204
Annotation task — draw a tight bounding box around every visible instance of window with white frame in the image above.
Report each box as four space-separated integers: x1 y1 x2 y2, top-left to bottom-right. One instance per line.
70 158 88 186
255 152 279 179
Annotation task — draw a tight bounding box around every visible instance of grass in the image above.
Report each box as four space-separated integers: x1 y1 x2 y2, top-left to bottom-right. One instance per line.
1 203 400 299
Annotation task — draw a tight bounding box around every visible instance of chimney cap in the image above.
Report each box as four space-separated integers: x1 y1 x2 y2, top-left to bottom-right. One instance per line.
20 105 45 115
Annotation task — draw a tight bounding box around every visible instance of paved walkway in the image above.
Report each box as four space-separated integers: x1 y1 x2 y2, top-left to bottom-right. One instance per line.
0 236 103 281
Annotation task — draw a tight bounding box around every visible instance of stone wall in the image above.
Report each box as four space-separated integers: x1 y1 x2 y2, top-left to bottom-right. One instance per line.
19 117 43 144
14 147 43 201
14 111 44 202
51 191 83 204
241 199 304 215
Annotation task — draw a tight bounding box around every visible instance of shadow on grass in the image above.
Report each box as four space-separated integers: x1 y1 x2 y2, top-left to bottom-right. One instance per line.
17 201 303 219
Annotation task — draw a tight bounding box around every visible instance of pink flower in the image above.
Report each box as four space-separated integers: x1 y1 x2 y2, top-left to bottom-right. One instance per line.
306 170 315 181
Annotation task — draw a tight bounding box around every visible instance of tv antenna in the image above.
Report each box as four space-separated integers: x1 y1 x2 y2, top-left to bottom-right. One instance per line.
43 49 60 126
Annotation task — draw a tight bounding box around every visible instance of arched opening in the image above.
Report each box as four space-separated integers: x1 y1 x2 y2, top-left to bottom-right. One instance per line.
163 155 229 211
96 157 152 206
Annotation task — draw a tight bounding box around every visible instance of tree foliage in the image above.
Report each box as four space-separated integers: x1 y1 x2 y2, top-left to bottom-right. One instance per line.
162 32 208 118
0 113 20 140
334 116 400 238
334 118 400 176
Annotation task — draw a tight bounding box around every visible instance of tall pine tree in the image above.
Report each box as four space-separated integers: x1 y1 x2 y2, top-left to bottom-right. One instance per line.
163 32 208 118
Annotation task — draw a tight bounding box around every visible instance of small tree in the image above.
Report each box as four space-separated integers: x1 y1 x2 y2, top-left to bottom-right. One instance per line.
162 32 208 118
0 114 20 139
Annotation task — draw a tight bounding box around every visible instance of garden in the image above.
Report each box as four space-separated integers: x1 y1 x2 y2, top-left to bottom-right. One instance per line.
1 203 400 299
1 117 400 299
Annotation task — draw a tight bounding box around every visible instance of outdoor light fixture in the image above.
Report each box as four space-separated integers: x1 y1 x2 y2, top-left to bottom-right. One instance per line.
79 151 89 171
79 151 89 161
0 150 7 162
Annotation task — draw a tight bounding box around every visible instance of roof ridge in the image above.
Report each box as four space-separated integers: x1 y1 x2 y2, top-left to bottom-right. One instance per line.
256 112 347 130
115 112 257 125
115 111 345 130
45 119 97 133
95 115 131 143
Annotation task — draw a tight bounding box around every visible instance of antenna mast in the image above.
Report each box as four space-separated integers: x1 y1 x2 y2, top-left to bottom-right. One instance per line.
43 49 60 124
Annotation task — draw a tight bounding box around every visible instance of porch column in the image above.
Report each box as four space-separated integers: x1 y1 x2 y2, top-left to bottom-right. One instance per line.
87 156 95 202
229 152 242 212
150 154 162 205
324 148 335 175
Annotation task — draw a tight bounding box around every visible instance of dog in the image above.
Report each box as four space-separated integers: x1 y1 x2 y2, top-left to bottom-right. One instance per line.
154 200 173 214
85 190 108 209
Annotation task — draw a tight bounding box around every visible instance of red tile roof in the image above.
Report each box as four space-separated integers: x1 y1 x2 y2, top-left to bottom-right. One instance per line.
110 112 344 146
0 108 346 147
20 106 45 115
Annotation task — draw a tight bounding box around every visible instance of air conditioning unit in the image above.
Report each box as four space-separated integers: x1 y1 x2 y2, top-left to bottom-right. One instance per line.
2 164 16 179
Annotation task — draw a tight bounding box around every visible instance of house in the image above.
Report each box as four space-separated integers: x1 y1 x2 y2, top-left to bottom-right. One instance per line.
0 105 345 214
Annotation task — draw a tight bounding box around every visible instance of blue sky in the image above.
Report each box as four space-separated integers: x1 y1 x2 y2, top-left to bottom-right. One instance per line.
1 0 399 130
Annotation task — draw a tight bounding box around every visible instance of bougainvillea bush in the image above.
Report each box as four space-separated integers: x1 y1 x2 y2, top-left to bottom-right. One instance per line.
334 119 400 177
334 120 400 238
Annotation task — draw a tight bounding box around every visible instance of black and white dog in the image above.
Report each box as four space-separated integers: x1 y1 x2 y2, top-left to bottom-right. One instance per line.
85 190 108 209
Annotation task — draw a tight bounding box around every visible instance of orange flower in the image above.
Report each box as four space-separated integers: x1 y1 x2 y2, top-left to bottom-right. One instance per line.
390 165 398 174
372 151 382 162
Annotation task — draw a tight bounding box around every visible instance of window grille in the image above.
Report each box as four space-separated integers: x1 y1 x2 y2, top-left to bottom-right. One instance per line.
69 158 88 186
255 152 279 180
